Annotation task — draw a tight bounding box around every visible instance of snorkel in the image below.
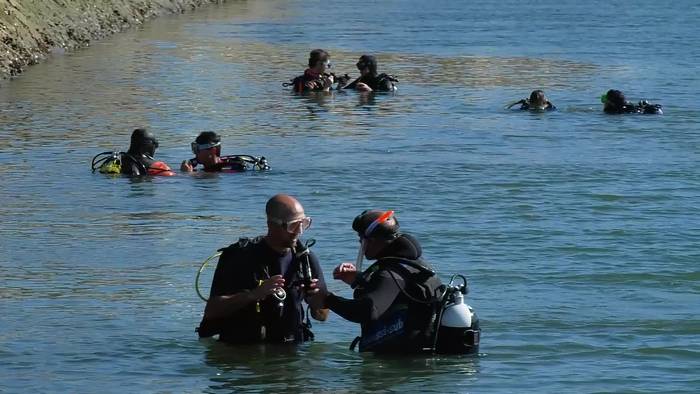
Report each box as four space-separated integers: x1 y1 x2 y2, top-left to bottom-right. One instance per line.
355 210 394 272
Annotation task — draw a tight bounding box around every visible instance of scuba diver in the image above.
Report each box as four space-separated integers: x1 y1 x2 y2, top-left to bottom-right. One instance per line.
342 55 398 92
506 90 556 111
285 49 349 93
307 210 480 354
601 89 663 114
180 131 269 173
91 128 175 176
197 194 328 344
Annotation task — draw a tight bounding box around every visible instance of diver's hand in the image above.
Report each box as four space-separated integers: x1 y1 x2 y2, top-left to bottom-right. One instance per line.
306 289 327 310
302 278 322 296
250 275 285 301
333 262 357 285
355 82 373 92
180 160 194 172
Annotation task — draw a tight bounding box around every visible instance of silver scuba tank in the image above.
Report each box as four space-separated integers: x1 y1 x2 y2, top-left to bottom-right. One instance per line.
435 275 480 354
441 290 473 328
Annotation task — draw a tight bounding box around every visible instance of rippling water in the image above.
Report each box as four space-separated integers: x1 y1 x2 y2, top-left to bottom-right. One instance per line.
1 0 699 392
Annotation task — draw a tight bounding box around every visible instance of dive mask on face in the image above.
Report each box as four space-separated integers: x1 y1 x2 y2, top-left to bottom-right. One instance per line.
270 216 313 234
191 141 221 154
355 210 394 271
600 93 608 104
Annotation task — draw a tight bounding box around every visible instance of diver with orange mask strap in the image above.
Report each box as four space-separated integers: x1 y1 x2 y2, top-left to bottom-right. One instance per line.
307 210 480 354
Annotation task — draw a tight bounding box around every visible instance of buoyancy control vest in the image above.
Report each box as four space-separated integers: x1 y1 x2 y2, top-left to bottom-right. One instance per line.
344 73 398 92
352 257 443 353
351 257 480 354
196 236 318 344
91 151 174 176
285 69 335 93
184 155 270 172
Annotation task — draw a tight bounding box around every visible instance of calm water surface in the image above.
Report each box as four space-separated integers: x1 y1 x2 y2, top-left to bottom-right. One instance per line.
1 1 699 392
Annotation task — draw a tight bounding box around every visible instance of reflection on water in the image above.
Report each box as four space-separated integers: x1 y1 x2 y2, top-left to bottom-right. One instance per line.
202 340 479 393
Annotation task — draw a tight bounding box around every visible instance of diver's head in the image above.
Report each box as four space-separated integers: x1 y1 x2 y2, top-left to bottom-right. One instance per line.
356 55 378 77
308 49 331 73
128 128 159 157
191 131 222 167
266 194 311 251
603 89 626 113
352 210 400 260
529 90 547 109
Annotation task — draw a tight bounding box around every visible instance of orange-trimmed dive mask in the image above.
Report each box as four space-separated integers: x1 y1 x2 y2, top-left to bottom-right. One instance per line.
363 210 394 239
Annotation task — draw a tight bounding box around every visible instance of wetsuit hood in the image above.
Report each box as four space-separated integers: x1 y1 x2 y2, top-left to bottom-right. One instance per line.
128 128 158 157
376 233 422 261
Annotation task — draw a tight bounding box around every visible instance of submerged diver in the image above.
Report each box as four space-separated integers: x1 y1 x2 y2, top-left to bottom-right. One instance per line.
286 49 347 93
91 128 175 176
601 89 663 114
342 55 398 92
307 210 480 354
197 194 328 344
506 90 556 111
180 131 269 173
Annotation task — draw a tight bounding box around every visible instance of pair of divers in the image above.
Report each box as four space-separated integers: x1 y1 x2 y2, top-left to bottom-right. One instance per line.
91 129 269 176
509 88 663 114
285 50 398 93
196 208 480 355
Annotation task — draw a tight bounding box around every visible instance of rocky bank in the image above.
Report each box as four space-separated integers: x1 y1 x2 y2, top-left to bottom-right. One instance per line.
0 0 226 79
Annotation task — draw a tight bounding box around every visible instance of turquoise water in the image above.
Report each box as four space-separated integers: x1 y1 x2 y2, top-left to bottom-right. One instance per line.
1 0 699 392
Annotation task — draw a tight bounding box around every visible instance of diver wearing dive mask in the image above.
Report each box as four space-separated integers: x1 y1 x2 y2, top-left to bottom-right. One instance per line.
197 194 328 344
307 210 451 353
506 89 557 111
180 131 269 173
342 55 398 92
601 89 663 114
286 49 342 93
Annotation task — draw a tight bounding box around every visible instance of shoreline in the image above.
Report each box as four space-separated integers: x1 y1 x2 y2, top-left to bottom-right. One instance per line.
0 0 226 79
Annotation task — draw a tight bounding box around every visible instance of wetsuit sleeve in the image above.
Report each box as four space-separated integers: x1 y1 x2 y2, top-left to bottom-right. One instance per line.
308 252 327 292
326 270 403 323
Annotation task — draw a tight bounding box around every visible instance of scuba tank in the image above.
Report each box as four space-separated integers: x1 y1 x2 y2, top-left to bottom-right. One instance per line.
91 151 123 174
434 275 480 354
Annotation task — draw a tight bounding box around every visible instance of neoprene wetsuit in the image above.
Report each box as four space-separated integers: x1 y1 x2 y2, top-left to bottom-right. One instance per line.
325 234 442 353
197 236 327 344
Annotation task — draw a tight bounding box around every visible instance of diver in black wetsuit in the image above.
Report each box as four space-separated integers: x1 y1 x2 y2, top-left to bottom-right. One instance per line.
602 89 663 114
506 89 556 111
197 194 328 344
91 128 174 176
307 210 445 353
180 131 269 173
342 55 398 92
